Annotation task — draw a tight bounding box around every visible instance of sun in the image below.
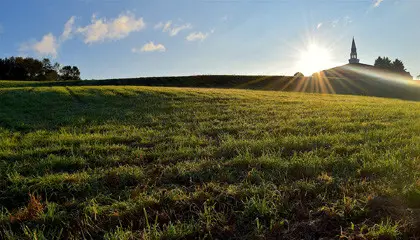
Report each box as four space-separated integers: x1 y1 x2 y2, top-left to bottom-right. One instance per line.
296 44 334 76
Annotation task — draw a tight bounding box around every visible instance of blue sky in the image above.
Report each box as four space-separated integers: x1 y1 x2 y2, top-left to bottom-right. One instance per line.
0 0 418 79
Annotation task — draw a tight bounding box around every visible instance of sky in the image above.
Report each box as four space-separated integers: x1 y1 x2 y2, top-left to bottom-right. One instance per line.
0 0 419 79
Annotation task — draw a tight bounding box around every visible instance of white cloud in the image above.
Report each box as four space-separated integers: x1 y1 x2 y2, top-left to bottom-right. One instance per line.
155 20 192 36
20 33 58 58
34 34 58 57
19 12 146 57
316 23 323 29
61 16 76 41
132 41 166 53
186 31 212 42
20 17 78 58
77 12 145 44
374 0 384 7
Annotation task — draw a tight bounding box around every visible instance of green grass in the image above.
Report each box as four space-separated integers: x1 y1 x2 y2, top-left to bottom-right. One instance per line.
0 80 42 88
2 73 420 101
1 83 420 239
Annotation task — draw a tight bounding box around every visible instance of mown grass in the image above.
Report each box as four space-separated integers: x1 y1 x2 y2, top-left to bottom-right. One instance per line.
1 83 420 239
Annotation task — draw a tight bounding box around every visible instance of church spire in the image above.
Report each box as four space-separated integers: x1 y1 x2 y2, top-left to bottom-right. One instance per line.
351 37 356 50
349 37 360 64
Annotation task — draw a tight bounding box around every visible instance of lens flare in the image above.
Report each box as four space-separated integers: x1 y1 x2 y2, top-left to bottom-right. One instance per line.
296 44 334 76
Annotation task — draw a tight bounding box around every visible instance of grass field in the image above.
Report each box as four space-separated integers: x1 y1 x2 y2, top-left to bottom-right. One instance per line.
2 72 420 102
2 83 420 239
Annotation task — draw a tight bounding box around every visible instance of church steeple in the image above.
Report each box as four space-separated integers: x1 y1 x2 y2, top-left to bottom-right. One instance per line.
349 37 360 64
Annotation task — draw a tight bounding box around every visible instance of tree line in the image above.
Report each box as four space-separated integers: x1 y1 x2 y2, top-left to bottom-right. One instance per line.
374 57 414 79
0 57 81 81
374 57 408 73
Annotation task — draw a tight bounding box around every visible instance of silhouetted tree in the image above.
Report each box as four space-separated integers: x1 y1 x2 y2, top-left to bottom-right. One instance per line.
0 57 43 80
0 57 80 81
53 62 61 73
21 57 44 80
60 66 81 81
40 58 60 81
374 56 410 77
60 66 72 80
374 57 393 70
42 58 53 72
72 66 81 80
392 59 406 73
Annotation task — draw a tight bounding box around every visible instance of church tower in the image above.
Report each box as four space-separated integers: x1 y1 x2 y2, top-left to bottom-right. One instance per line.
349 37 360 64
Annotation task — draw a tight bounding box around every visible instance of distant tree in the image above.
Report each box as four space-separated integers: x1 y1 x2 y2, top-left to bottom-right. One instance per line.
3 57 26 80
392 59 406 73
40 58 60 81
294 72 304 78
42 58 53 72
59 66 72 80
374 56 382 67
374 56 410 76
0 56 80 81
53 62 61 73
17 57 44 80
45 70 59 81
374 57 393 70
60 65 81 81
417 75 420 79
71 66 81 80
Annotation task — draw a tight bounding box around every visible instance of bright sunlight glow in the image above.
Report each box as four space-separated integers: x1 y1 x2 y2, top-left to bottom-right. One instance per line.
296 44 334 76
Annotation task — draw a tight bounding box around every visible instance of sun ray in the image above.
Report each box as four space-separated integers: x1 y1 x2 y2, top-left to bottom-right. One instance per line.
295 43 335 76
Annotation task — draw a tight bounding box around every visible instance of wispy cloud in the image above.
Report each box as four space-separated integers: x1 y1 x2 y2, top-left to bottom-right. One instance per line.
60 16 76 42
373 0 384 7
186 31 209 42
132 41 166 53
155 20 192 36
316 16 352 30
77 12 145 44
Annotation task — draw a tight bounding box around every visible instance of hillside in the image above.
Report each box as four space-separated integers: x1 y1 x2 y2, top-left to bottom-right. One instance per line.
1 85 420 239
2 72 420 101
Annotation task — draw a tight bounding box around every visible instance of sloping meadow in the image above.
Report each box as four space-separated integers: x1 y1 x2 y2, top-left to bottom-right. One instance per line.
1 85 420 239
